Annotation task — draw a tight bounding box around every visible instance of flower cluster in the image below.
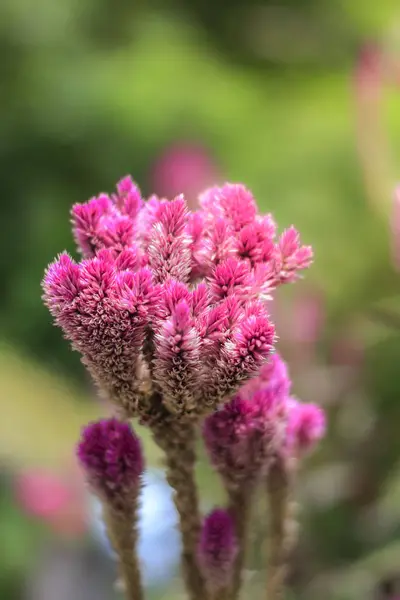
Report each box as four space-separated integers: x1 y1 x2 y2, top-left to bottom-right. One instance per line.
203 352 326 490
42 176 319 600
43 178 312 420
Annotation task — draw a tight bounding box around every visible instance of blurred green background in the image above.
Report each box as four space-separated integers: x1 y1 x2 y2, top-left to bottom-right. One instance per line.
2 0 400 598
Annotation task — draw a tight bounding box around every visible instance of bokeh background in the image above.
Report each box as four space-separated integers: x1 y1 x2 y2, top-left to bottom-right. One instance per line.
2 1 400 598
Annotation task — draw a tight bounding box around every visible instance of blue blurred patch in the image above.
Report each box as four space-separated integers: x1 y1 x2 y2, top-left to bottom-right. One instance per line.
88 469 181 588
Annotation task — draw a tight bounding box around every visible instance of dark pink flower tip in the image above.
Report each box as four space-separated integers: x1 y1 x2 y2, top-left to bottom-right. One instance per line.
113 268 160 317
234 313 275 364
115 176 142 218
210 257 252 301
237 218 276 265
156 194 187 236
76 418 144 500
200 183 257 231
278 227 313 282
286 401 326 456
198 508 238 591
42 253 81 315
71 195 113 257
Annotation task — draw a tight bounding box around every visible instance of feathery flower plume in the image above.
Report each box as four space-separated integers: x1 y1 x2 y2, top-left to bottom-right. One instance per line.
43 176 313 600
77 418 144 504
77 418 144 600
203 352 290 490
198 508 238 594
43 252 158 415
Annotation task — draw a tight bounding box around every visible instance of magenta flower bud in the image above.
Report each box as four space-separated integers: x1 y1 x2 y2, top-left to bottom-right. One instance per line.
277 227 313 283
198 508 238 592
71 194 114 257
77 418 144 504
203 387 285 489
286 400 326 457
115 175 143 218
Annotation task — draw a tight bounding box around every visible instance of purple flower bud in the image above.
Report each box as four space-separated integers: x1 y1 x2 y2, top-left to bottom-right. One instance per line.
198 508 238 592
77 418 144 503
203 388 285 489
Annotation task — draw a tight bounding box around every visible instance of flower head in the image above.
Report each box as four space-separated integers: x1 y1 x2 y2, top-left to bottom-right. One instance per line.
43 177 312 420
198 508 238 592
203 390 286 490
77 418 144 504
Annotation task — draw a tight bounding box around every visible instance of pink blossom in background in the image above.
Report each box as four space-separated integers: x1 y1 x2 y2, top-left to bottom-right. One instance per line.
291 290 325 347
15 467 87 536
354 43 395 213
151 143 220 208
285 400 326 457
354 44 383 104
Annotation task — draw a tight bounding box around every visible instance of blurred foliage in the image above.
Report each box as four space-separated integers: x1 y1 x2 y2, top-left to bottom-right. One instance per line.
2 0 400 599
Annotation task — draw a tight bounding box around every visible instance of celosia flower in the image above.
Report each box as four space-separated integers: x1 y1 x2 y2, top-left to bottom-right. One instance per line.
198 508 238 592
285 400 326 457
203 356 289 489
43 177 312 419
77 418 144 504
43 251 158 414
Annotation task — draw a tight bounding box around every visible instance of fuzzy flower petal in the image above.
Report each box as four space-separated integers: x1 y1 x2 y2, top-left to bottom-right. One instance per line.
148 195 192 283
153 299 201 415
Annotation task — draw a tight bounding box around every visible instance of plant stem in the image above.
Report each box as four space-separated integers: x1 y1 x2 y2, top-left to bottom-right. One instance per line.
265 458 295 600
103 502 143 600
153 421 207 600
211 588 232 600
228 487 251 600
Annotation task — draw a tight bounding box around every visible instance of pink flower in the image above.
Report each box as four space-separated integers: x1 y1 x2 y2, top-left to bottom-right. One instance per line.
198 508 238 592
15 468 87 536
203 378 287 489
153 299 201 415
43 251 158 414
285 400 326 457
151 143 219 207
43 177 312 418
77 418 144 505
